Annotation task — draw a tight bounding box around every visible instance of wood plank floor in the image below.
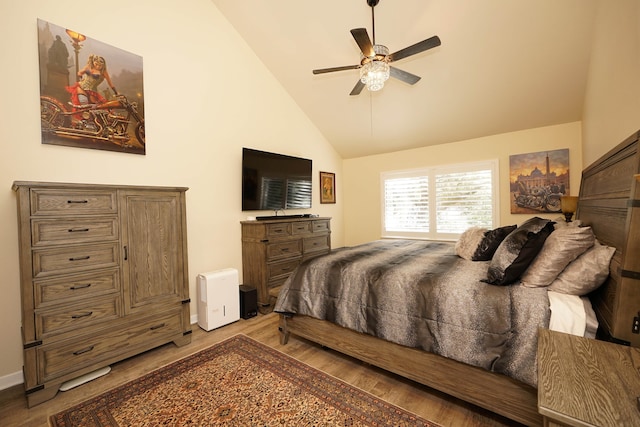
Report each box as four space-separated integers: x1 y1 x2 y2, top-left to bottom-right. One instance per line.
0 313 524 426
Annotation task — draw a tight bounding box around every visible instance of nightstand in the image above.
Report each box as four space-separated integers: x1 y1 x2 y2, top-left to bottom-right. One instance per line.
537 329 640 426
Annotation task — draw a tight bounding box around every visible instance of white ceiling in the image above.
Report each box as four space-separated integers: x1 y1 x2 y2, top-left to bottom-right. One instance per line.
211 0 597 159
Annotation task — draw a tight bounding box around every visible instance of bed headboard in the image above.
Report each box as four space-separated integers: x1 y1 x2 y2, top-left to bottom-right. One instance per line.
577 129 640 347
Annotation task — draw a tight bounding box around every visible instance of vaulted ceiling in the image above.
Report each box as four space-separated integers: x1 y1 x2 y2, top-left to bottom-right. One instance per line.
212 0 597 159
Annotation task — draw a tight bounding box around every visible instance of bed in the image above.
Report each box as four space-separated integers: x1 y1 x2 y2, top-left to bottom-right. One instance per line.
274 129 640 427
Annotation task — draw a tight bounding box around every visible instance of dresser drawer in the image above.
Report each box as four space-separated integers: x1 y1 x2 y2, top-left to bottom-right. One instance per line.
312 220 330 233
304 235 330 253
35 294 121 338
267 258 300 282
266 223 291 238
33 243 119 278
31 217 119 246
34 268 120 308
291 221 311 235
266 240 302 260
38 310 183 383
30 189 117 216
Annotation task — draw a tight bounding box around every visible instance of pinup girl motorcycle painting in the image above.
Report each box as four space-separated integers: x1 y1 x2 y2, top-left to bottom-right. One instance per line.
37 19 145 154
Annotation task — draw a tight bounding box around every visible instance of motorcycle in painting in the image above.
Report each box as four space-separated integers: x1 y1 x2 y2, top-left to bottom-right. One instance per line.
40 94 145 148
514 184 562 212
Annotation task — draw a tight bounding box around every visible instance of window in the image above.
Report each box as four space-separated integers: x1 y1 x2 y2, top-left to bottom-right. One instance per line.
381 160 499 240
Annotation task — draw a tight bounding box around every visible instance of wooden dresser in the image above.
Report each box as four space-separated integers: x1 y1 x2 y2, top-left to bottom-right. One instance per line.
241 217 331 311
12 181 192 407
537 329 640 426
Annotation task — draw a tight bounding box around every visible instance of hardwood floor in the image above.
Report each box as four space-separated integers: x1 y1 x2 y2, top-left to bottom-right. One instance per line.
0 313 523 426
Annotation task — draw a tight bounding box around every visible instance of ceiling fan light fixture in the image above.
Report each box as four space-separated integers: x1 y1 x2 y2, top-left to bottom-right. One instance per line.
360 44 390 91
360 61 390 91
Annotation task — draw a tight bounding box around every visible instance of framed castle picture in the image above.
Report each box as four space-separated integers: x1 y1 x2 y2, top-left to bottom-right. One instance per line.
509 149 570 214
37 19 145 154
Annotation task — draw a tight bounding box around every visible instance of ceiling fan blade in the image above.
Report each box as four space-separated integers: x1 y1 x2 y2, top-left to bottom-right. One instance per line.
349 79 365 96
388 35 441 63
389 66 421 85
350 28 375 58
313 65 361 75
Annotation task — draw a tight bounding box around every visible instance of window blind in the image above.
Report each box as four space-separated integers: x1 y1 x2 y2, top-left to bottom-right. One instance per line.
381 160 498 239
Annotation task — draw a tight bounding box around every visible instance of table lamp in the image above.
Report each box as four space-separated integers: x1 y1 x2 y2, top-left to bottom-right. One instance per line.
560 196 579 222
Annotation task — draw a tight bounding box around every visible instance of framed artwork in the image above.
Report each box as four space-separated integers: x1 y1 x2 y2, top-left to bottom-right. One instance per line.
37 19 145 154
320 172 336 204
509 149 570 214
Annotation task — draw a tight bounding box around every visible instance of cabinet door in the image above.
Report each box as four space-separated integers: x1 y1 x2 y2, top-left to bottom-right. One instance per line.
119 190 188 314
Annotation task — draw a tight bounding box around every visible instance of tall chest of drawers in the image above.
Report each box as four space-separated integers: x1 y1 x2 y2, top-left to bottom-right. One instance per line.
241 217 331 311
12 181 192 407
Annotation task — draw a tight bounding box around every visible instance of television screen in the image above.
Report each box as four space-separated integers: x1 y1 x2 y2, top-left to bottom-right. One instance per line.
242 148 312 211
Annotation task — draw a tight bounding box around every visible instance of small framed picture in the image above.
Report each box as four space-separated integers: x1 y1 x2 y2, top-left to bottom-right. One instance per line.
319 171 336 204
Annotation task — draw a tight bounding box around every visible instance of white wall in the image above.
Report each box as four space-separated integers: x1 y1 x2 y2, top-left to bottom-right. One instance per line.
582 0 640 164
343 122 583 245
0 0 343 387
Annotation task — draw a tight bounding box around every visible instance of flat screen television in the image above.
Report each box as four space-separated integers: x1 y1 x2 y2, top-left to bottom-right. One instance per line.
242 148 313 211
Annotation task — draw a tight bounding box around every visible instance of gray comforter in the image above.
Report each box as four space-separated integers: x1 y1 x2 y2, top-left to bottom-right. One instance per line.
274 239 550 387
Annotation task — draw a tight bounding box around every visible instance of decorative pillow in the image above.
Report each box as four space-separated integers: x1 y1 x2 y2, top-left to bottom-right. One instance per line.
485 217 555 285
455 224 517 261
455 227 487 260
520 226 595 288
548 240 615 296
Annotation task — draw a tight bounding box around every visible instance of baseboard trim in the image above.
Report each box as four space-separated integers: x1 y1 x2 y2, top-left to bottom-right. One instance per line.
0 371 23 391
191 314 198 325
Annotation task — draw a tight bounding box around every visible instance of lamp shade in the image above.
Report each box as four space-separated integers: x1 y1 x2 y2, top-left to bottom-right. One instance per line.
560 196 578 214
65 29 86 43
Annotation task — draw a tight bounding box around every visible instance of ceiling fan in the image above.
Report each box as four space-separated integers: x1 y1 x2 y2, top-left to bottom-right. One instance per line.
313 0 441 96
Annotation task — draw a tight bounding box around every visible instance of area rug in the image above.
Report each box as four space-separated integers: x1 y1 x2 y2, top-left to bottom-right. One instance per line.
51 334 440 426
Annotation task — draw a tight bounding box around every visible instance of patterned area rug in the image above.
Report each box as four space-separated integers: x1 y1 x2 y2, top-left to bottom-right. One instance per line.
51 334 440 426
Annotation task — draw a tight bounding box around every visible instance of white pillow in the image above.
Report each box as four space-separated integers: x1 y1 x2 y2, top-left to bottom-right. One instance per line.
548 240 616 296
520 226 595 288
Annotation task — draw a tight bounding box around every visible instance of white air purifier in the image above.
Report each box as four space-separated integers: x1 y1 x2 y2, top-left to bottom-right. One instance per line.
197 268 240 331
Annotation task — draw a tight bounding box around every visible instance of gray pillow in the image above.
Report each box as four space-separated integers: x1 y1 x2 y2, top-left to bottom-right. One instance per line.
485 217 555 285
548 240 615 295
520 226 595 288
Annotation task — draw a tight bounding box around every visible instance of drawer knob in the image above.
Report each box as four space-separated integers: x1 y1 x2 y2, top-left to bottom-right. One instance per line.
67 200 88 204
73 345 94 356
70 283 92 290
69 256 91 261
150 323 166 330
71 311 93 319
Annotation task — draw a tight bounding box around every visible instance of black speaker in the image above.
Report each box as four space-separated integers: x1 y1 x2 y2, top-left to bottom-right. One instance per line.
239 285 258 319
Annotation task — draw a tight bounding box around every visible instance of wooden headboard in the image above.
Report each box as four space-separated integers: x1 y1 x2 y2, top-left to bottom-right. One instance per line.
577 129 640 347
